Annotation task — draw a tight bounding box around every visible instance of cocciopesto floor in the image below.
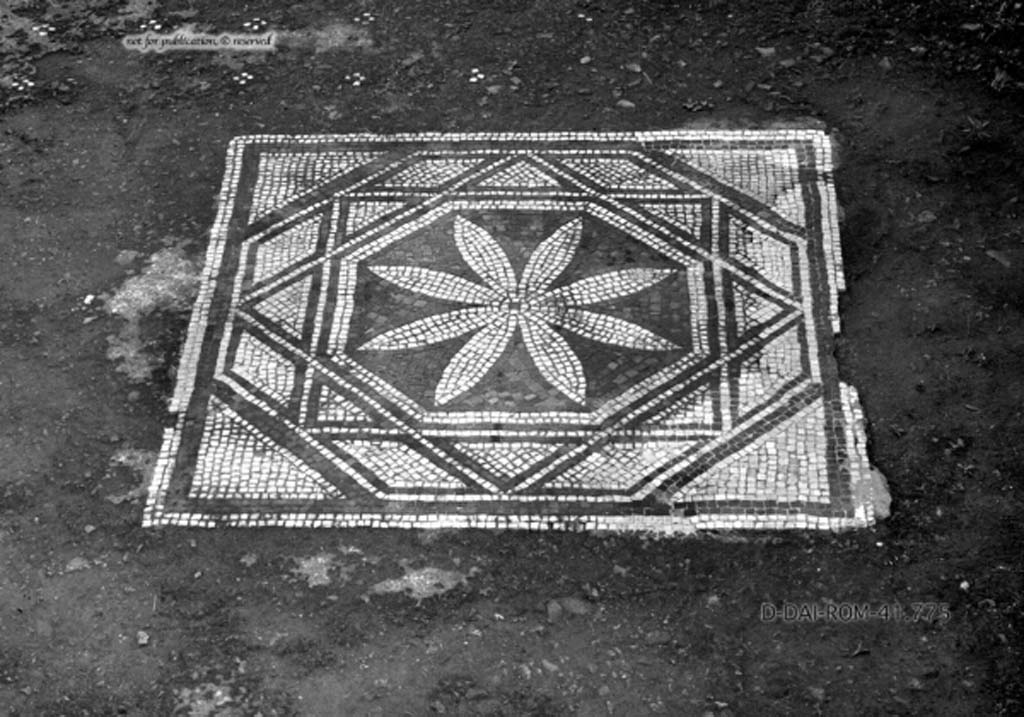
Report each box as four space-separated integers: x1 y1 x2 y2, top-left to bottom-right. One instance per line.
143 130 884 532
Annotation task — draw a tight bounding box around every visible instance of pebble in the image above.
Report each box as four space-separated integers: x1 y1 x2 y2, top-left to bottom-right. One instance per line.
557 596 591 615
65 557 90 572
114 250 141 266
546 599 564 623
644 629 672 645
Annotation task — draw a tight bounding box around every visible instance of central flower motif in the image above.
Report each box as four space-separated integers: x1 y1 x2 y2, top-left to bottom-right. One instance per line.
357 216 679 405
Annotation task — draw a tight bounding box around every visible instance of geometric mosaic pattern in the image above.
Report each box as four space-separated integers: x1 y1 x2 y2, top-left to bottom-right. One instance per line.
144 131 882 531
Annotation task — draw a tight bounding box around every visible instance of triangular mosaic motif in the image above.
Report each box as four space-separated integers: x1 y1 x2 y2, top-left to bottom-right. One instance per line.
250 216 322 286
648 382 717 429
668 148 805 225
478 160 564 189
227 332 295 407
314 385 372 424
380 158 483 187
344 200 409 236
730 279 792 343
725 215 797 296
337 442 470 491
146 131 883 532
190 398 342 501
250 151 382 221
638 202 704 235
456 443 563 485
561 157 679 190
251 275 312 341
671 398 829 504
735 323 806 420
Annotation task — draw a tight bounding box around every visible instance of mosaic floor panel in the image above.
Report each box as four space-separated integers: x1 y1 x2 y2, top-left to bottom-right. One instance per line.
144 130 881 531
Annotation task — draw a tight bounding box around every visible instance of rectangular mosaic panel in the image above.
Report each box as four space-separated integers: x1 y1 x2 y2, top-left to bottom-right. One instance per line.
144 130 882 532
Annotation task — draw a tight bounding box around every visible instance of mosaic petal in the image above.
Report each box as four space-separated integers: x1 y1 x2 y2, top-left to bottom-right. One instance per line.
520 217 583 295
368 265 500 305
521 318 586 404
551 268 676 306
556 308 679 351
435 314 515 404
358 306 497 351
453 216 517 293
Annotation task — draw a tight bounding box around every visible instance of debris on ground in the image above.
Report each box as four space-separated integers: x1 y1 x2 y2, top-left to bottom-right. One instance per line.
276 21 374 53
64 557 91 573
172 683 237 717
366 562 478 603
290 553 338 587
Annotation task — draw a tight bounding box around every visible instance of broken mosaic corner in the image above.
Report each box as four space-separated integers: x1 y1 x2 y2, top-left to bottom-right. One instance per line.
841 380 892 525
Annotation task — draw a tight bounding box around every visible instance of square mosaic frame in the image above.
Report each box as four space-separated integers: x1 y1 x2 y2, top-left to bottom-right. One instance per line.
144 130 881 532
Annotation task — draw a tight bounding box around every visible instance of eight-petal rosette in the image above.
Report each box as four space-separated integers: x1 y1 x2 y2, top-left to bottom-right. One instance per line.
357 216 680 405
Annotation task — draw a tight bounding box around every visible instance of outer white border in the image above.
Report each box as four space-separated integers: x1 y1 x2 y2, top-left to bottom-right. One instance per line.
145 129 877 532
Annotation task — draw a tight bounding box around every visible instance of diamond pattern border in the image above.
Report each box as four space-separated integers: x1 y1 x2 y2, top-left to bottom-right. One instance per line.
144 130 881 532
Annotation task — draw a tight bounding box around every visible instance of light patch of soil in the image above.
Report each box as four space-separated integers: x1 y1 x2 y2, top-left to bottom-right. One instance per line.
106 244 200 382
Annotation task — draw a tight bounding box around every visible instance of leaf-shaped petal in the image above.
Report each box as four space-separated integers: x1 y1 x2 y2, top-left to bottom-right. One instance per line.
555 308 680 351
549 268 675 306
368 265 499 305
453 216 517 293
520 217 583 295
435 314 515 405
358 307 496 351
520 318 587 405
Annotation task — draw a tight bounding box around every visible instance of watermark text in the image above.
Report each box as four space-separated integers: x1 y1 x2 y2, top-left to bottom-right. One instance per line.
760 601 950 623
122 29 276 54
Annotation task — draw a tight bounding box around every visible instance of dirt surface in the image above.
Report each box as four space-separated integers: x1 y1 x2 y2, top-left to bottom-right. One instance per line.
1 1 1022 715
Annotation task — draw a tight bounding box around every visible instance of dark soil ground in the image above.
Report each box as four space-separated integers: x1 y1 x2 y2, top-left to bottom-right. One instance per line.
1 1 1022 715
